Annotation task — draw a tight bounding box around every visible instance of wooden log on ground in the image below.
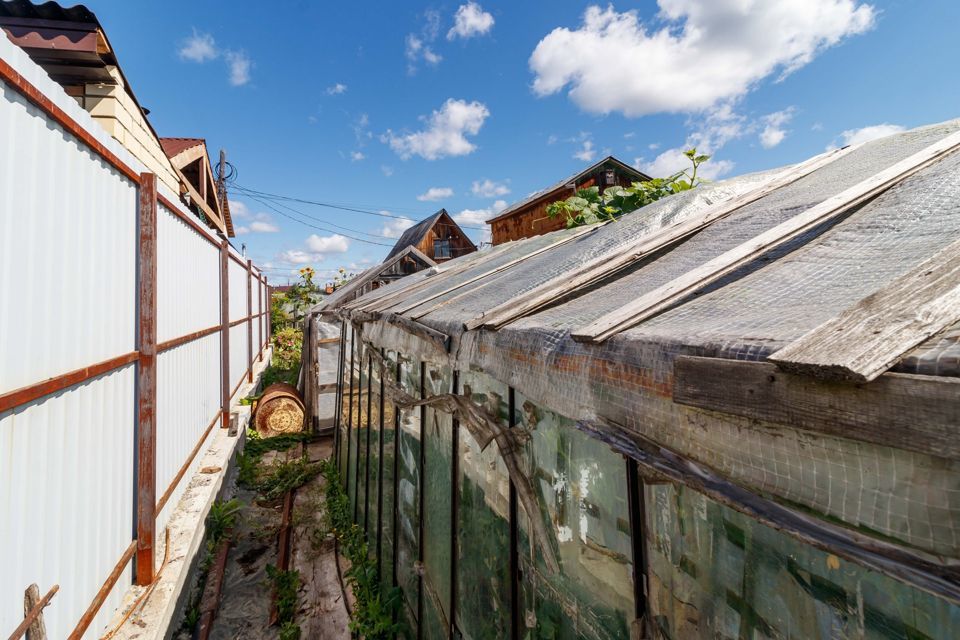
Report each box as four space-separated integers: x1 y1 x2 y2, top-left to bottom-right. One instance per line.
255 383 305 437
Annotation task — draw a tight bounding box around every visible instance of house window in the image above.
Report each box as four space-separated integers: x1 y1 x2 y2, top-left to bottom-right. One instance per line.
434 238 452 259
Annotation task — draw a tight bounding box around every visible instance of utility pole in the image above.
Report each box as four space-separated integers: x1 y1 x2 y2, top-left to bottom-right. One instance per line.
216 149 227 212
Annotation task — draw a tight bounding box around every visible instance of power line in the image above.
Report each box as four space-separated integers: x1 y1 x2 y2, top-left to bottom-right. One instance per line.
242 193 394 247
228 182 488 231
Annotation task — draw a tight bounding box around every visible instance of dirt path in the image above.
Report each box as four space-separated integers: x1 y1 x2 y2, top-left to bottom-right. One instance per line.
175 435 349 640
290 439 351 639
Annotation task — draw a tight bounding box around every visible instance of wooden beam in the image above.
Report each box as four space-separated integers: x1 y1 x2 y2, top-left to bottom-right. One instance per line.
466 146 854 332
398 224 601 318
769 236 960 382
573 129 960 342
672 356 960 460
9 584 58 640
346 243 504 314
173 164 225 234
136 173 158 585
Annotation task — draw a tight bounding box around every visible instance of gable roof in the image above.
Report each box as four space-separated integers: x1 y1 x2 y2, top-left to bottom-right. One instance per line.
313 245 437 312
486 156 651 224
160 137 204 159
384 209 477 261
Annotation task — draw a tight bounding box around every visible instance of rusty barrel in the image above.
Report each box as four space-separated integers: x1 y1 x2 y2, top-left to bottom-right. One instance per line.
254 383 305 437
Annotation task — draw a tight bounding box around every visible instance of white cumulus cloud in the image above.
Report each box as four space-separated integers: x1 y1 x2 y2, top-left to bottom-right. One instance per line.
448 2 495 40
417 187 455 201
178 29 217 62
326 83 348 95
529 2 875 117
453 199 507 243
236 220 280 235
471 179 510 198
759 107 796 149
278 250 318 265
380 216 416 238
306 234 350 254
225 50 251 86
829 123 905 149
573 138 596 162
350 151 366 161
384 98 490 160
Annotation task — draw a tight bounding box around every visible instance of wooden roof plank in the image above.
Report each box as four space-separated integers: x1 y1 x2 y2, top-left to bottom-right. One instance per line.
769 235 960 382
465 145 855 332
572 129 960 343
673 356 960 460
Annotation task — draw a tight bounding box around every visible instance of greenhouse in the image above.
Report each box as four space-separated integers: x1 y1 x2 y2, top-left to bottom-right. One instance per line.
312 120 960 639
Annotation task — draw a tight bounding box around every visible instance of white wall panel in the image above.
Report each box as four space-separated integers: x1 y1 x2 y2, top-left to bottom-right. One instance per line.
0 83 136 395
155 332 221 534
157 205 220 342
228 257 248 322
229 322 249 395
0 366 135 639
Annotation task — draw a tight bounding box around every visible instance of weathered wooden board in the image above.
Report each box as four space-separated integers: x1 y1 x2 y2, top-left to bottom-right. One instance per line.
466 146 855 332
573 129 960 342
769 236 960 382
672 356 960 460
392 224 601 316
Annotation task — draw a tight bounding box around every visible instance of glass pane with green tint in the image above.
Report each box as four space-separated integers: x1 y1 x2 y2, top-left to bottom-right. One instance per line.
338 329 352 481
422 363 454 640
644 481 960 639
456 371 511 640
347 340 360 511
380 350 398 594
367 351 382 541
397 354 422 637
355 346 369 525
514 392 634 640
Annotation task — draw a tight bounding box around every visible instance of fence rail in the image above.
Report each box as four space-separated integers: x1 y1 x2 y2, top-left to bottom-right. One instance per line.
0 35 271 639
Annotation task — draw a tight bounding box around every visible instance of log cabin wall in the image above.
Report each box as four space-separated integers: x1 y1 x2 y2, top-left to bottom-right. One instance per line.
490 172 636 245
418 212 476 262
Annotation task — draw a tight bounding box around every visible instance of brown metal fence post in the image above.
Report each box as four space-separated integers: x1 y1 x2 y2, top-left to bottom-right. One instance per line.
220 240 230 429
258 275 264 361
136 172 158 585
246 259 253 383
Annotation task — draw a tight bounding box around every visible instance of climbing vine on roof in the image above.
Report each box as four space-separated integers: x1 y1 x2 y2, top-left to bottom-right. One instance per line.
547 148 710 228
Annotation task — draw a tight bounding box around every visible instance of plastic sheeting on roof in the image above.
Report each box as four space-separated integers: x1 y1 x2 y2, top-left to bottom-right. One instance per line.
337 119 960 563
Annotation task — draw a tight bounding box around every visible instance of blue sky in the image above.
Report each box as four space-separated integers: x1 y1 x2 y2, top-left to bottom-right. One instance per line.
87 0 959 285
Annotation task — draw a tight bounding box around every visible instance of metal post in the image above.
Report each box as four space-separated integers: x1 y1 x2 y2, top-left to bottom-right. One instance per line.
626 458 650 638
508 387 520 640
376 348 386 575
219 240 230 428
417 360 426 640
449 371 459 639
259 275 264 361
136 172 158 585
392 354 401 595
246 260 253 383
363 357 373 532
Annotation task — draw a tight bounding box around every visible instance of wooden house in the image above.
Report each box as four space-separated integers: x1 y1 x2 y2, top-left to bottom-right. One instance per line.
486 156 650 245
0 0 234 236
384 209 476 264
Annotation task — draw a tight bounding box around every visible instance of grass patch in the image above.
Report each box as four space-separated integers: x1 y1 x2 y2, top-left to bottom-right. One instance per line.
267 565 302 639
319 460 404 639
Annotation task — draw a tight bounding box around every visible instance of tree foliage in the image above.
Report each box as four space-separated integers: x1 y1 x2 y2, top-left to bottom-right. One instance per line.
546 149 710 228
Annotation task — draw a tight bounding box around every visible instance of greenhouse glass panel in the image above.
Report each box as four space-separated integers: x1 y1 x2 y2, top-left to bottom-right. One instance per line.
367 352 382 539
456 371 512 640
380 350 398 593
514 392 634 640
397 354 422 635
422 363 454 640
338 328 352 479
643 481 960 639
356 347 369 524
347 341 361 511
